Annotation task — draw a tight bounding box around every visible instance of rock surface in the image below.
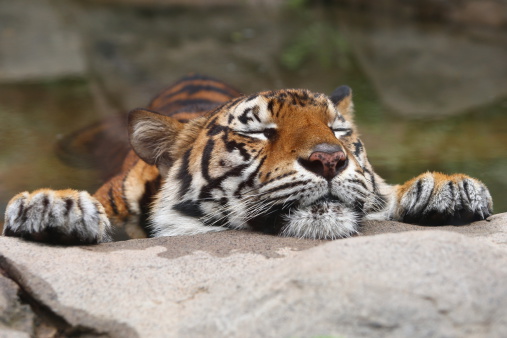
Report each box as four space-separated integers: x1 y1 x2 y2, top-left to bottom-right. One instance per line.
0 274 34 337
0 213 506 337
344 17 507 118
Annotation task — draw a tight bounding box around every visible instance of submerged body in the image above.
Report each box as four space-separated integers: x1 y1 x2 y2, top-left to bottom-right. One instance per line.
3 75 493 244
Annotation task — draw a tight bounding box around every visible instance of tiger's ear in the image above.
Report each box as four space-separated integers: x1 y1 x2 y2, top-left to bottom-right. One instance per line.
128 108 184 168
330 85 353 118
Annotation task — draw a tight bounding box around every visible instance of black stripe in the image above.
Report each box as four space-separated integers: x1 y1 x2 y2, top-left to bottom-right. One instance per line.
16 199 25 220
140 176 161 216
198 163 250 201
177 149 193 199
224 137 251 161
77 195 86 224
267 99 275 115
289 91 304 106
463 180 472 202
252 110 261 123
206 116 219 129
370 171 378 192
248 203 293 235
166 102 222 118
159 99 223 113
148 73 237 108
417 182 435 216
415 179 423 202
162 74 230 91
108 187 119 215
64 198 73 216
363 167 377 192
448 181 455 199
238 107 253 124
353 198 366 215
261 191 303 205
173 200 204 218
275 100 284 118
163 83 238 101
261 180 312 196
353 139 363 157
19 203 30 224
201 139 214 181
260 171 298 187
234 155 267 197
42 196 50 215
221 97 242 111
348 178 368 190
121 161 139 215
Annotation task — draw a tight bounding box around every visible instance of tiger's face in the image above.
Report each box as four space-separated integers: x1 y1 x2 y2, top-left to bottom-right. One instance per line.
129 87 385 239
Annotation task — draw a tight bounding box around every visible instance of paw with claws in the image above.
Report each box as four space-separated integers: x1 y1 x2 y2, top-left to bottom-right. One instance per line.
3 189 111 244
395 172 493 225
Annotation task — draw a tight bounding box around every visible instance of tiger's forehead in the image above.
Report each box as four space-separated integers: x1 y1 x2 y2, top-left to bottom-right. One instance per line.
222 89 340 127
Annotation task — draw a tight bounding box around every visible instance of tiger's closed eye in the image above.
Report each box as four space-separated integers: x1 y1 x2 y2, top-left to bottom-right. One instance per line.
237 128 277 141
331 127 352 137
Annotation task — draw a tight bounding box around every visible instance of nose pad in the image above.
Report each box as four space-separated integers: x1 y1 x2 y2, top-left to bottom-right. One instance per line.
299 144 348 181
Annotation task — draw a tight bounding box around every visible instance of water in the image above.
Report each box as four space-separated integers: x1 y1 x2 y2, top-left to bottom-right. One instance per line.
0 2 506 225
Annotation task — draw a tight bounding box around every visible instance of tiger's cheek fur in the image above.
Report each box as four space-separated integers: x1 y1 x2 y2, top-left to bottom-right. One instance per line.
150 126 266 235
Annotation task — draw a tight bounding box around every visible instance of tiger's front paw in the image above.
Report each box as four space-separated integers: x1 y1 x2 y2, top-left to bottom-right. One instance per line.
3 189 111 244
396 172 493 225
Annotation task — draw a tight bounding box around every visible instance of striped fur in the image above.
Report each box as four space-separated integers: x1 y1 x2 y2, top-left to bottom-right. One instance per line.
93 75 241 238
3 75 493 244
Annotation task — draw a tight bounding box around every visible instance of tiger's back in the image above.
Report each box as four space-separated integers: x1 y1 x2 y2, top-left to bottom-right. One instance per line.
149 74 241 121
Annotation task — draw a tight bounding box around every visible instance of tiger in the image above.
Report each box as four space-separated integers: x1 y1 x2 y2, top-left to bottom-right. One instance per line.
3 74 493 244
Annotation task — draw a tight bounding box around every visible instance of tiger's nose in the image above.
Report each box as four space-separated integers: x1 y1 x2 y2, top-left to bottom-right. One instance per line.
299 144 348 181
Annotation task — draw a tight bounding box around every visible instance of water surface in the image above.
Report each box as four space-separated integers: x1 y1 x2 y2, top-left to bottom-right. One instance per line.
0 2 505 225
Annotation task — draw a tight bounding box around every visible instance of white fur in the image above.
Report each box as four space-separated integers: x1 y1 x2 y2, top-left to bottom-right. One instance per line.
149 165 229 237
281 202 358 239
152 211 228 237
4 190 111 242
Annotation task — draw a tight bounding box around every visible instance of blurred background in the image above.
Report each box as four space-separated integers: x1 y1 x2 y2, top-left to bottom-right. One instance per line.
1 0 506 228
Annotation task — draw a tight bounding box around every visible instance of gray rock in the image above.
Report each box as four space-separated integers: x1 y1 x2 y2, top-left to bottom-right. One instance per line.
0 273 34 337
361 212 507 247
344 18 507 117
0 213 506 337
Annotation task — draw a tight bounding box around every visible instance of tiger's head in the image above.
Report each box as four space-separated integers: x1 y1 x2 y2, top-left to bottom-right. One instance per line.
128 87 385 239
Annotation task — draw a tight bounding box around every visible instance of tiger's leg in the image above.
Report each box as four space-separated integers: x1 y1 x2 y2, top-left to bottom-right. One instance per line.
3 189 111 244
391 172 493 225
3 152 160 244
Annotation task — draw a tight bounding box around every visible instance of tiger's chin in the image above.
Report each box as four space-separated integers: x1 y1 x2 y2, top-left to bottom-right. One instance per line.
279 201 360 240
